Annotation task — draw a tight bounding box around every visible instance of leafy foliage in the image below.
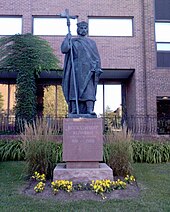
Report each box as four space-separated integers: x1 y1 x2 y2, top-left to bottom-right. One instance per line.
104 139 170 167
102 106 122 133
0 140 25 161
132 141 170 163
0 34 59 73
15 69 37 123
0 34 60 123
0 138 62 166
43 85 68 117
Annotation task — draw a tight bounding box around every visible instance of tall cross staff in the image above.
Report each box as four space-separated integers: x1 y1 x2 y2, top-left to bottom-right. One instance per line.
60 9 79 114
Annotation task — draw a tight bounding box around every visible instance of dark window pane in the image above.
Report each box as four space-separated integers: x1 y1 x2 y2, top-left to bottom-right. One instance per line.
157 52 170 67
155 0 170 20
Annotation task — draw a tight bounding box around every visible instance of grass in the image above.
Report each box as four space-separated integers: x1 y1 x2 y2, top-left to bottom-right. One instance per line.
0 161 170 212
104 130 133 176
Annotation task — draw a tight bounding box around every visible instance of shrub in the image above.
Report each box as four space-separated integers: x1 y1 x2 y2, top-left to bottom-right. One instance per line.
21 118 62 179
0 34 60 125
0 139 62 164
0 140 25 161
103 128 133 176
132 141 170 163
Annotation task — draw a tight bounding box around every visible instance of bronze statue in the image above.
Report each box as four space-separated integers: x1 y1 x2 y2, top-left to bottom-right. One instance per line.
61 10 102 117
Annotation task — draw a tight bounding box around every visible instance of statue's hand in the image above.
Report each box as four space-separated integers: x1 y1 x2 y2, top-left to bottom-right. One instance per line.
95 68 102 82
61 33 72 53
95 68 102 75
66 33 72 41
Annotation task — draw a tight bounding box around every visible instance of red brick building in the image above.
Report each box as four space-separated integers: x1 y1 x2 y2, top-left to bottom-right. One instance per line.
0 0 170 136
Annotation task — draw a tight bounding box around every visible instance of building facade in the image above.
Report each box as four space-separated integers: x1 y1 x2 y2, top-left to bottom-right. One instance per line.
0 0 170 136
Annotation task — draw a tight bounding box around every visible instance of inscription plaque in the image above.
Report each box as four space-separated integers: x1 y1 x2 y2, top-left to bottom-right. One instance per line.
63 118 103 163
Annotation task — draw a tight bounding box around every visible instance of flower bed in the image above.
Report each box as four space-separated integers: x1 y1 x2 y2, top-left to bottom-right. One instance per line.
30 172 137 200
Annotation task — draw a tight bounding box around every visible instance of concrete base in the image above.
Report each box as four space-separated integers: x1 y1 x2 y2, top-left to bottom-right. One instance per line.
53 163 113 183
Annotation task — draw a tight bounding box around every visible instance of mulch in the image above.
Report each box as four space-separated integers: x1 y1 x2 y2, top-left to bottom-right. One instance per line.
21 180 140 202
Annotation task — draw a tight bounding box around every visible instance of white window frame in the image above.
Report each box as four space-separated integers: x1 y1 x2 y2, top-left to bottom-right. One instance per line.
33 17 77 36
88 18 133 36
0 17 22 35
155 22 170 51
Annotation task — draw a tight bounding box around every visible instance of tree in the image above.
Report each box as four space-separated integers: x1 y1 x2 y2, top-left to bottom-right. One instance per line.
0 34 60 123
43 85 68 117
56 86 68 117
0 92 4 112
104 106 122 132
43 86 56 117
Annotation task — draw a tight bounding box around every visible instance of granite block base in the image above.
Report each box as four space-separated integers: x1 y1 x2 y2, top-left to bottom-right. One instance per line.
53 163 114 183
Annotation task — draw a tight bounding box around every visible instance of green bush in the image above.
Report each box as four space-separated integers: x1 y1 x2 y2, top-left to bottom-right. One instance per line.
0 140 63 170
132 141 170 163
21 119 62 179
23 140 61 179
1 122 170 180
103 129 133 176
0 34 60 125
0 140 25 161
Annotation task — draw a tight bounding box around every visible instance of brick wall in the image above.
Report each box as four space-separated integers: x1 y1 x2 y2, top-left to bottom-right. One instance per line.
1 0 170 119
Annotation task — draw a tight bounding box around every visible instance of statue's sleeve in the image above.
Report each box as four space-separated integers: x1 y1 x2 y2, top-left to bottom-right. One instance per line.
94 42 101 68
61 36 71 54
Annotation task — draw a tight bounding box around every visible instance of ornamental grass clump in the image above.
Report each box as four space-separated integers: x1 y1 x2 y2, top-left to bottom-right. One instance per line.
104 128 133 176
21 118 60 179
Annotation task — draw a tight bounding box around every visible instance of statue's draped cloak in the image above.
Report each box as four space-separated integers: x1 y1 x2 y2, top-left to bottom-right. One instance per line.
61 37 102 103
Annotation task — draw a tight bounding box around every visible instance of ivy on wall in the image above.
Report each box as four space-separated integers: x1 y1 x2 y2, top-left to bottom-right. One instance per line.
0 34 60 123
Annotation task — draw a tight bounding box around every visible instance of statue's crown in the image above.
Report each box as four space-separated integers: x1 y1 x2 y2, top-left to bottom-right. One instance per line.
77 21 88 27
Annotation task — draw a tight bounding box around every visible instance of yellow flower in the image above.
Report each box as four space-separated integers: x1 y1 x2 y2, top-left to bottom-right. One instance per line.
130 176 135 181
34 182 45 193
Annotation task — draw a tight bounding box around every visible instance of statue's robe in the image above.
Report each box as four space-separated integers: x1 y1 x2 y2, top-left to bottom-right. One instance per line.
61 36 102 107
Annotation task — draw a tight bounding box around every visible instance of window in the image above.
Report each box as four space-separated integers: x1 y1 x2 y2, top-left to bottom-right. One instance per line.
0 17 22 35
94 84 122 131
94 84 122 116
155 22 170 51
0 84 16 115
33 17 77 36
155 0 170 20
157 96 170 134
88 18 133 36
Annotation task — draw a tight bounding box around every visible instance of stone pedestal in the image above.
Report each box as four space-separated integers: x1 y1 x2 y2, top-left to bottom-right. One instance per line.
53 163 113 183
63 118 103 168
53 118 113 182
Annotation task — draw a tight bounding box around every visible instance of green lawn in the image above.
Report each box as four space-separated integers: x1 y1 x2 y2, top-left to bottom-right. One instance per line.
0 161 170 212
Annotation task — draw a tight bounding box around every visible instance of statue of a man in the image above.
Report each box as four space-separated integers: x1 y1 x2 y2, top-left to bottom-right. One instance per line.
61 21 102 116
